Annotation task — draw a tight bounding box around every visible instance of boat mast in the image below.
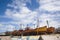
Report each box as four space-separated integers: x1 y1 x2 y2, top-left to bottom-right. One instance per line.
37 18 39 28
27 24 29 27
20 24 23 38
37 18 39 35
20 24 23 30
34 24 35 29
46 20 49 28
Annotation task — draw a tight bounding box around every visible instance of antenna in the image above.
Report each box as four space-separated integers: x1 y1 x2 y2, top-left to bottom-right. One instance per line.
20 24 23 30
46 20 49 28
37 18 39 28
27 24 29 27
37 18 39 35
34 24 35 29
20 24 23 37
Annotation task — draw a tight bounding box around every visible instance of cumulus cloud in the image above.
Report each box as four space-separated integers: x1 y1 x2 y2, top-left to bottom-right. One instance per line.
6 25 15 31
3 0 60 31
39 13 60 28
0 24 15 32
5 0 38 24
40 0 60 11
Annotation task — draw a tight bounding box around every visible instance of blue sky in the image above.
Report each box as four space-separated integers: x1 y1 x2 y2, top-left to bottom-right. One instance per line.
0 0 12 15
0 0 60 33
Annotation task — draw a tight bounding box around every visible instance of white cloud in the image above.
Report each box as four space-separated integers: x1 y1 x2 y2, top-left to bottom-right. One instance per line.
4 0 60 30
5 0 38 25
0 24 3 27
0 24 15 32
6 25 15 31
20 7 31 14
38 13 60 28
39 0 60 11
36 0 60 28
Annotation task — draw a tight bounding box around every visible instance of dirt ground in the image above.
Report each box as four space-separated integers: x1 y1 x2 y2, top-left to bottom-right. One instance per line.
0 34 60 40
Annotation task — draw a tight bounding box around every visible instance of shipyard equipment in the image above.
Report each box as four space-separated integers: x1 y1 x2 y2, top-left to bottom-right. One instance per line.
5 20 55 36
